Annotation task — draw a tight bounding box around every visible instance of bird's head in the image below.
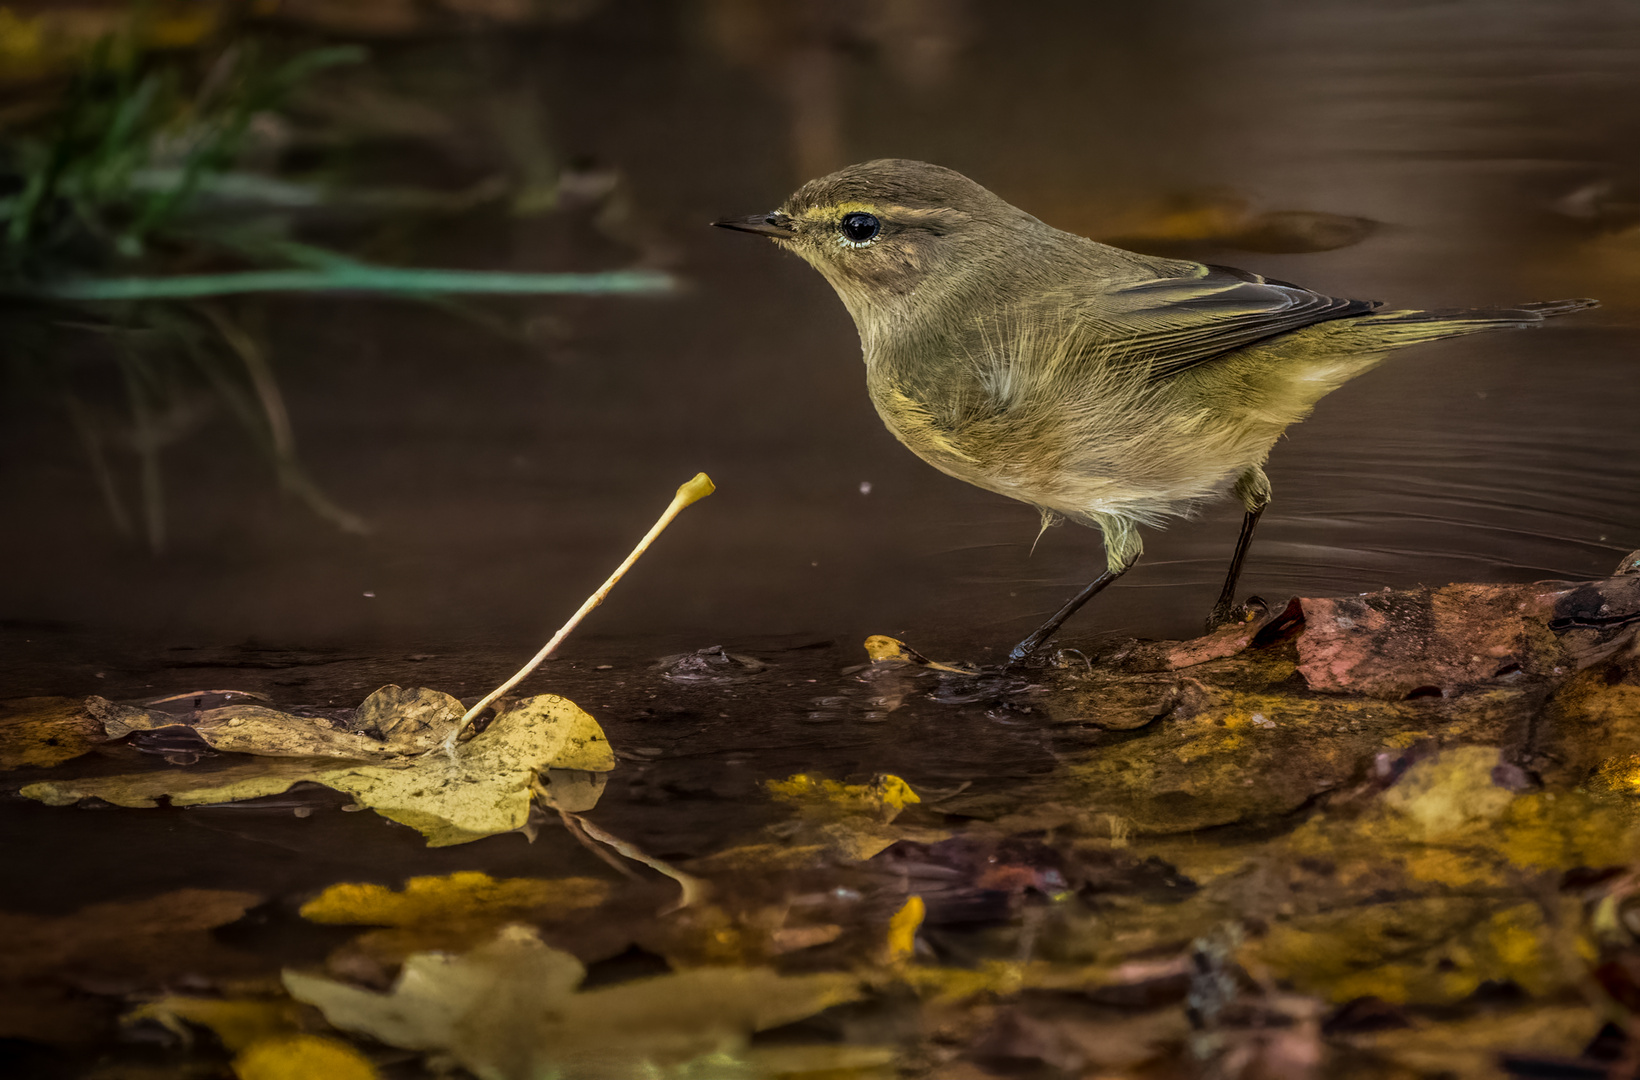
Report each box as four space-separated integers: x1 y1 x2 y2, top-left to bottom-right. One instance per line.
715 159 1034 330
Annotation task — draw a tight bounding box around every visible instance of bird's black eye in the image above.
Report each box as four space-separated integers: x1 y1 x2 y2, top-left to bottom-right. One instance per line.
839 212 880 246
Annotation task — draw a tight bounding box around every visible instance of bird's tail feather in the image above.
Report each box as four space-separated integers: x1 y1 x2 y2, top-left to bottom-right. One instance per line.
1350 297 1598 346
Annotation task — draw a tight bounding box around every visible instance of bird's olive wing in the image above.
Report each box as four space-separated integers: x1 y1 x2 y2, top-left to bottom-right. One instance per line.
1100 263 1378 380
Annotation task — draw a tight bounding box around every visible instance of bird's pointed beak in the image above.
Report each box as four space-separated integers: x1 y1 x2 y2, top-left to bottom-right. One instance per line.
713 212 794 239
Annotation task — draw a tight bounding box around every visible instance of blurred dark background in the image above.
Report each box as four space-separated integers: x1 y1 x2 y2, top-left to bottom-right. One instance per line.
3 0 1638 693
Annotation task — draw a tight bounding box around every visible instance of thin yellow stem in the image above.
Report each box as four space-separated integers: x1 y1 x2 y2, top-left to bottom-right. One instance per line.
442 472 715 750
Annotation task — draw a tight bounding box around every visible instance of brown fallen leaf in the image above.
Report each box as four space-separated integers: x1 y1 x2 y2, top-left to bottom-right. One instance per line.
1295 582 1568 698
344 684 463 752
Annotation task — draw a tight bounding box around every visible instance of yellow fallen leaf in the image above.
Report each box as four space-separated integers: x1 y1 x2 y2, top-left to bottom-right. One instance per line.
496 696 614 771
300 872 608 926
232 1034 379 1080
886 896 924 963
862 635 976 675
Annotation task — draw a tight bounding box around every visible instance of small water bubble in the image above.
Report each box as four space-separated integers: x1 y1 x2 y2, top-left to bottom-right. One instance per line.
859 480 872 495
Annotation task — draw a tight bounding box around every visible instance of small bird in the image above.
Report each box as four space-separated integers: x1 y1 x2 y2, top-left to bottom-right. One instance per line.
715 160 1596 660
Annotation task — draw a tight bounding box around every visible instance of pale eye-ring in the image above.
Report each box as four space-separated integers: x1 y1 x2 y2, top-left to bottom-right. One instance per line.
839 212 880 247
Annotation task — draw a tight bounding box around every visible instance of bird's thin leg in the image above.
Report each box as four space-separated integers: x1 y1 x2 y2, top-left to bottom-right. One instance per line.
1009 561 1134 663
1207 502 1267 630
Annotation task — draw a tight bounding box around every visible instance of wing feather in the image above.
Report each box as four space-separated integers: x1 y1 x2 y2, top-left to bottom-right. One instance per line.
1087 262 1379 379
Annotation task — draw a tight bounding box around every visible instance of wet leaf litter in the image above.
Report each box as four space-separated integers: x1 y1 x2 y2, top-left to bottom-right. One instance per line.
9 522 1640 1075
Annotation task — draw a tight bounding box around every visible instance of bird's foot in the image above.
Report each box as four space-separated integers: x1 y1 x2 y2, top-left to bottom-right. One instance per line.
1006 628 1061 666
1204 595 1268 634
1006 641 1046 666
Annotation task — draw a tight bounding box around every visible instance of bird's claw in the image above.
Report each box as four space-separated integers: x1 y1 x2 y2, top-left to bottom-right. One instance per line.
1006 635 1051 666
